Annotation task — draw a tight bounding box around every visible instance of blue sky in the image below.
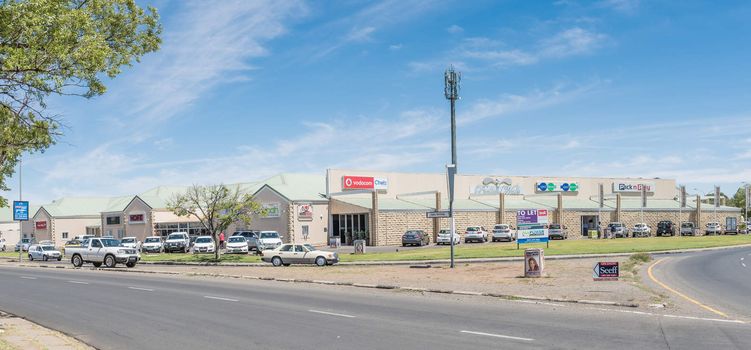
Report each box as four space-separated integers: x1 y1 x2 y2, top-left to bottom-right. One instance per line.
4 0 751 204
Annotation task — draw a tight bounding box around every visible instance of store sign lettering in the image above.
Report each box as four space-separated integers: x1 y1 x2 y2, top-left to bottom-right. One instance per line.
35 221 47 230
536 182 579 192
343 176 388 190
471 177 523 195
613 182 655 193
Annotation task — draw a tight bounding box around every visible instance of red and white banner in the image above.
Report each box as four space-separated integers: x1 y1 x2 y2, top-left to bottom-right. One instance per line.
342 176 388 190
35 221 47 230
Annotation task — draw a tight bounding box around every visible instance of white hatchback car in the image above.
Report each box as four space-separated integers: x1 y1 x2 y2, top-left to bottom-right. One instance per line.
436 229 461 245
491 224 515 242
192 236 216 254
632 223 651 238
120 237 139 250
464 226 489 243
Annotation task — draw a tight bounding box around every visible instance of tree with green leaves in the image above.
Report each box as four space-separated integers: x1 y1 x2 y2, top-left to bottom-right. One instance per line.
168 184 265 260
0 0 162 207
728 186 747 210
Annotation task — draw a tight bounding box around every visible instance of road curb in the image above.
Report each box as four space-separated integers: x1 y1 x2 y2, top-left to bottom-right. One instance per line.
6 260 640 308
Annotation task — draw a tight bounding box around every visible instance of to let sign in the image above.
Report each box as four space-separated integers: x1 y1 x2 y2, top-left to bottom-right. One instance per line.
593 262 619 281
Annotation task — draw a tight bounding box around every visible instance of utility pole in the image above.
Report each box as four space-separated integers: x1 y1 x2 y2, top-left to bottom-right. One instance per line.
444 66 460 269
18 158 22 262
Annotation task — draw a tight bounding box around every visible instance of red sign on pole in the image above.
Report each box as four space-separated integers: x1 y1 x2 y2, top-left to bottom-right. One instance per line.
342 176 375 190
35 221 47 230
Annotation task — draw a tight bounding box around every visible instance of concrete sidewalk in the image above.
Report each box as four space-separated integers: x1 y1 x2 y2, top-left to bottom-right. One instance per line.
0 311 92 350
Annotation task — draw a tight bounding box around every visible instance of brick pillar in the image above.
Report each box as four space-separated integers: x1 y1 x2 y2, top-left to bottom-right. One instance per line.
616 194 622 222
434 192 441 241
696 195 702 228
371 191 379 246
557 193 563 224
499 193 505 224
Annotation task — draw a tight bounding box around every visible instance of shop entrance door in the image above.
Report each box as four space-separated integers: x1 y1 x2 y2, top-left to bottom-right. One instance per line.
332 214 369 245
581 215 599 237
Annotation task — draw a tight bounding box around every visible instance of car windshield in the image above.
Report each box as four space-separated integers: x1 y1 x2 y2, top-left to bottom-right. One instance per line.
145 238 160 243
549 224 561 229
405 231 420 235
121 238 135 243
636 224 646 228
21 239 30 243
228 237 245 243
195 237 212 243
101 239 121 247
167 234 185 240
467 227 479 231
682 223 693 228
260 232 279 239
41 246 56 251
439 230 450 234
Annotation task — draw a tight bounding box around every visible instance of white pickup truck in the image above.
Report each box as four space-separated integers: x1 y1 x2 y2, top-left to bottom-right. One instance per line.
66 238 140 268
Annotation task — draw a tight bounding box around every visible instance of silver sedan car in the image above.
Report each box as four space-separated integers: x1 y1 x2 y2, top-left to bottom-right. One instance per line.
261 244 339 267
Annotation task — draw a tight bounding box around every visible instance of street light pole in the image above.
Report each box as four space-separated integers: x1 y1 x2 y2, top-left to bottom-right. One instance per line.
445 66 460 269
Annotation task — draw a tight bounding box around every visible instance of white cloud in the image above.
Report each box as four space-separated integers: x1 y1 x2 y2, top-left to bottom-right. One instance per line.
109 0 306 129
447 24 464 34
598 0 640 14
539 27 607 58
389 43 403 50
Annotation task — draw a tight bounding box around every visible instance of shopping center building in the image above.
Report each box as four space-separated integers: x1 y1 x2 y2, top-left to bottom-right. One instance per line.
10 170 742 247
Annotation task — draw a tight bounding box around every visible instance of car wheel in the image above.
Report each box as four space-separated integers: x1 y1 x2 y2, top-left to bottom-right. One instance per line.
104 254 116 268
271 256 283 267
57 257 62 261
315 256 327 267
43 255 48 261
126 262 136 268
28 254 33 261
92 262 102 268
72 255 83 267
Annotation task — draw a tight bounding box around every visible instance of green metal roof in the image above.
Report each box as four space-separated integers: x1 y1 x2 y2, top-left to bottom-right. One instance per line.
254 173 326 201
524 196 602 210
471 196 554 210
40 197 114 217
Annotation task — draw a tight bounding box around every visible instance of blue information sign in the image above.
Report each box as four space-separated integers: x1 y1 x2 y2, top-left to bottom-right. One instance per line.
13 201 29 221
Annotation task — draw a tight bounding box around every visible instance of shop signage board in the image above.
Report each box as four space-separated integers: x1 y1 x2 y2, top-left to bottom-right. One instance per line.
262 203 281 218
612 182 655 193
470 177 523 195
517 209 549 248
342 176 388 190
35 221 47 230
535 182 579 192
426 211 451 218
593 262 619 281
298 203 313 221
13 201 29 221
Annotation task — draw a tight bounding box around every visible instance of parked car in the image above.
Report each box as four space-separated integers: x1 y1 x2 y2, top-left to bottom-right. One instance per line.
164 232 191 253
705 222 723 235
27 244 62 261
632 223 651 238
120 237 139 250
141 236 164 253
464 226 489 243
547 224 568 240
192 236 216 254
226 236 249 254
261 244 339 267
725 220 738 235
67 237 139 268
15 238 35 252
436 229 461 245
656 221 676 237
38 240 54 246
608 222 628 238
680 222 697 236
401 230 430 246
491 224 515 242
257 231 283 251
74 235 95 242
0 238 5 252
232 230 261 251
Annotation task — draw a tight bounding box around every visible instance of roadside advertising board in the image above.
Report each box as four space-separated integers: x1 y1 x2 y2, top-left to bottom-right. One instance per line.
593 262 619 281
524 248 544 278
13 201 29 221
517 209 549 246
342 176 388 190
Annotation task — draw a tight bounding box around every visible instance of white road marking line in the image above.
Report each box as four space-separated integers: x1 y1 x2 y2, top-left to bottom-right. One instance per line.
587 307 747 324
460 330 534 342
203 296 238 302
67 280 89 285
743 263 747 268
20 276 37 280
742 257 745 261
513 300 564 307
128 287 154 292
308 310 356 318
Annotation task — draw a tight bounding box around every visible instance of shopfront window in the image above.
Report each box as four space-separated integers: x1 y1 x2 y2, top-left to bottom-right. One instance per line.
332 214 369 245
154 222 206 238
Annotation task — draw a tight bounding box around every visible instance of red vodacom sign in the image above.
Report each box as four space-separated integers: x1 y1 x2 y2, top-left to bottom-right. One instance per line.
343 176 375 190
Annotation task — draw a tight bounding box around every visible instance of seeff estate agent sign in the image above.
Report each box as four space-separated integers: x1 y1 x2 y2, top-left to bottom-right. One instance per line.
593 262 619 281
517 209 549 245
